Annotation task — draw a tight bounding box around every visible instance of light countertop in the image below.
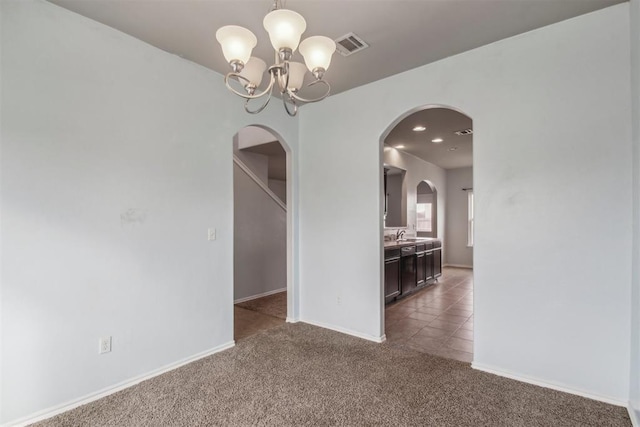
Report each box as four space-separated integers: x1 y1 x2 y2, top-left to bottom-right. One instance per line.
383 237 440 250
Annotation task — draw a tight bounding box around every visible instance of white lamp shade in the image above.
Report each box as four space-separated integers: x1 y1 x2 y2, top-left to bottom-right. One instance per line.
239 57 267 87
263 9 306 52
215 25 257 64
287 62 307 90
299 36 336 72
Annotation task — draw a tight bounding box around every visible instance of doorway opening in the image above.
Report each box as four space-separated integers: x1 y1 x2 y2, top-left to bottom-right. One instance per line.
381 106 474 363
416 181 437 238
232 125 291 341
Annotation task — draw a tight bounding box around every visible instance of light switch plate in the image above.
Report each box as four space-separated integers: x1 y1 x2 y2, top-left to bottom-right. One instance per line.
208 228 216 241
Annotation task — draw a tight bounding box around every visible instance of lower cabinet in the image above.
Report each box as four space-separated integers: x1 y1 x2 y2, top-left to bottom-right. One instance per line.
416 252 426 285
384 249 401 303
385 241 443 304
433 248 442 278
425 251 434 281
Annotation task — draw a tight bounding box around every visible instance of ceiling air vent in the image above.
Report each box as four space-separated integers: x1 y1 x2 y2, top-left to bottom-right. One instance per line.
334 33 369 57
454 128 473 136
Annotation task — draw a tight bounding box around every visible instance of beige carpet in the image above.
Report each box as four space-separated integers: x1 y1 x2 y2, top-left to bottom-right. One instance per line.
236 291 287 319
35 323 630 426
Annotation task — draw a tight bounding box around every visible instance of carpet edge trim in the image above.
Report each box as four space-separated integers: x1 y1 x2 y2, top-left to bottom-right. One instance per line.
3 341 236 427
629 402 640 427
471 362 627 407
301 319 385 343
234 287 286 304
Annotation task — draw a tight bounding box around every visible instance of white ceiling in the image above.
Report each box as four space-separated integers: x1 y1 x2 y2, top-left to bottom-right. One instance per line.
385 108 472 169
49 0 623 97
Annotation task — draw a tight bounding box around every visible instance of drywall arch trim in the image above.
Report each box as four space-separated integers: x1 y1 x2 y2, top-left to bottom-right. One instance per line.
416 179 439 239
379 104 473 143
237 124 299 322
417 179 437 193
378 104 472 338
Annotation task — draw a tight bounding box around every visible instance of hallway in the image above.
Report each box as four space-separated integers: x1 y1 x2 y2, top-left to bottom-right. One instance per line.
234 291 286 341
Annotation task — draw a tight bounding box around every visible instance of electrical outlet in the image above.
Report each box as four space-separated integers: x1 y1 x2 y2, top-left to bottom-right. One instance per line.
208 228 216 241
99 336 112 354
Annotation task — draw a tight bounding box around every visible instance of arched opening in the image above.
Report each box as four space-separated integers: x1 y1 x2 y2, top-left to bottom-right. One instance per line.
232 125 293 341
381 105 474 363
416 180 437 239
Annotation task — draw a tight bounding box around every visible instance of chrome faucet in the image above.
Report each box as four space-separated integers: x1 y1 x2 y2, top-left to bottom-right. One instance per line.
396 229 406 240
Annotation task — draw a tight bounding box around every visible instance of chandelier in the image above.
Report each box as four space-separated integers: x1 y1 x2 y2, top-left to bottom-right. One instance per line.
215 1 336 116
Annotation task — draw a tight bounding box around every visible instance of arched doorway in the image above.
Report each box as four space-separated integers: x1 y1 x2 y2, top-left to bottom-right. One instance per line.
416 180 437 239
381 105 474 362
232 125 294 341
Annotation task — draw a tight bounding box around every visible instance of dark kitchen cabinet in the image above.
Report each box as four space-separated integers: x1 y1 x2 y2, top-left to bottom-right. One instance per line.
416 252 426 285
384 249 401 303
401 246 417 295
383 169 388 219
384 240 442 304
433 248 442 278
425 250 434 281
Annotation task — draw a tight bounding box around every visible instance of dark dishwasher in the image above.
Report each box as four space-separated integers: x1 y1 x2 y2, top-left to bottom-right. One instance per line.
400 245 417 296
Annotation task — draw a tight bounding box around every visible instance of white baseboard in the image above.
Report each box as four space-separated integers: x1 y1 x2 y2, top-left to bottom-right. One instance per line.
629 402 640 426
234 287 286 304
301 318 386 343
286 317 299 323
444 264 473 269
471 362 626 407
4 341 235 427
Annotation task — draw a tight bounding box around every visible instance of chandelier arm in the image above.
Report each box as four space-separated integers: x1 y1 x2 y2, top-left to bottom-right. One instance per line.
287 79 331 104
275 62 290 94
282 92 298 117
244 84 275 114
224 72 275 100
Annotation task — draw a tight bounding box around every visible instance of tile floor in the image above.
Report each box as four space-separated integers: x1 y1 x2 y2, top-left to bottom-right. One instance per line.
234 305 284 341
385 267 474 363
235 267 473 364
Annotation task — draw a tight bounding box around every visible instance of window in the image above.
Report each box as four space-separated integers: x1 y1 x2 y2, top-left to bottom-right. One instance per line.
416 202 432 232
467 191 474 247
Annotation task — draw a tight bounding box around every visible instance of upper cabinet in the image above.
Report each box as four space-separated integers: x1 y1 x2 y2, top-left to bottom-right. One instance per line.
384 165 407 227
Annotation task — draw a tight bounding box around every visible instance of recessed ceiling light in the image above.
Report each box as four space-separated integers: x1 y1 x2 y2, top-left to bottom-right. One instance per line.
432 138 443 143
395 145 405 149
448 146 458 151
413 126 426 132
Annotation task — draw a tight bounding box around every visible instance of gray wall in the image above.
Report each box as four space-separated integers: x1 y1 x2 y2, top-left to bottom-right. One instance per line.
234 165 286 301
299 4 631 402
417 182 437 238
0 1 299 423
630 0 640 420
268 179 287 204
383 149 446 241
234 150 269 183
445 167 473 268
385 173 405 227
233 131 287 303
